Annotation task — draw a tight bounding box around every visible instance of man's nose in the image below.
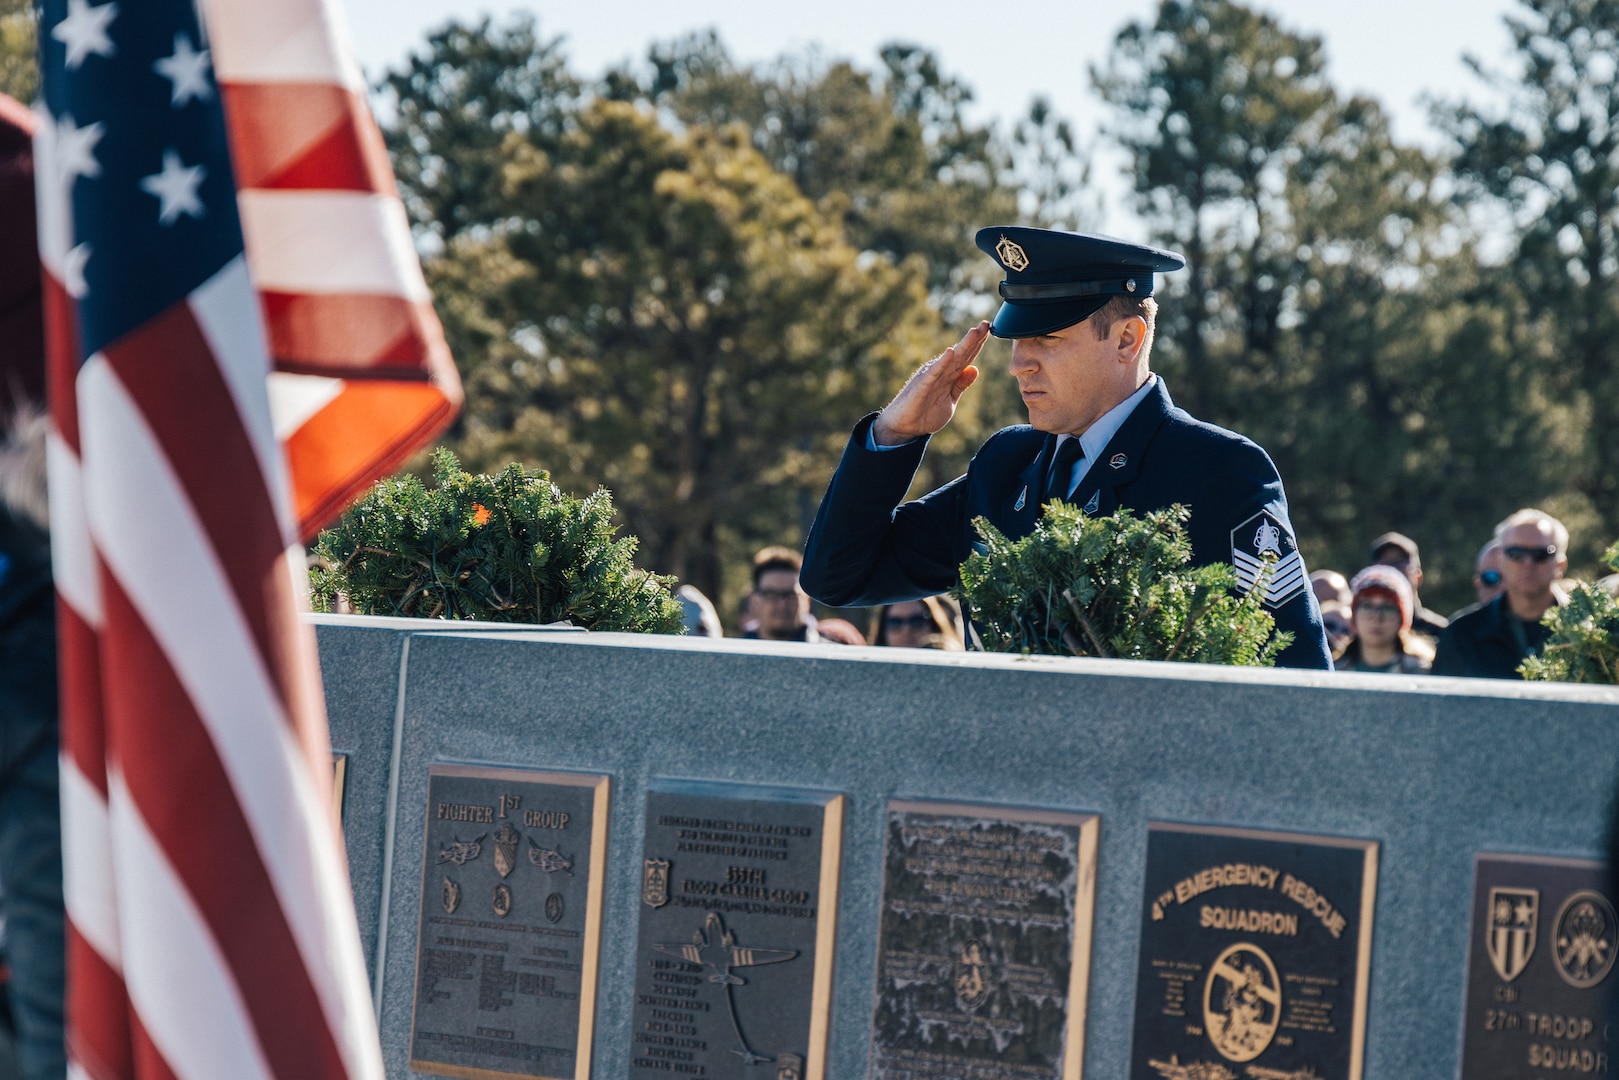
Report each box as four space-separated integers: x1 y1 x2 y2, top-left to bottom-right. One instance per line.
1008 340 1035 375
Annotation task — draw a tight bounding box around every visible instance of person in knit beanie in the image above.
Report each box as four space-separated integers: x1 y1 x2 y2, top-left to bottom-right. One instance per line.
1334 564 1434 674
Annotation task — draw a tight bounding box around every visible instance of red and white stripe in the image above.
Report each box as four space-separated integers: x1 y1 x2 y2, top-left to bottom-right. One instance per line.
45 252 387 1080
206 0 461 539
39 0 456 1075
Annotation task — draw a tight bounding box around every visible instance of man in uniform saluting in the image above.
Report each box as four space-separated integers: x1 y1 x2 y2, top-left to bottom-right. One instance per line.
800 226 1331 669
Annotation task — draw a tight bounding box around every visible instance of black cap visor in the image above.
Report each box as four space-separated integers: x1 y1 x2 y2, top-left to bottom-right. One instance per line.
989 295 1111 338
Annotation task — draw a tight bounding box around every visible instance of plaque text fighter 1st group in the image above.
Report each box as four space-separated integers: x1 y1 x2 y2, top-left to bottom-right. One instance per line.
869 800 1101 1080
409 765 611 1080
1130 822 1379 1080
627 781 845 1080
1460 853 1616 1078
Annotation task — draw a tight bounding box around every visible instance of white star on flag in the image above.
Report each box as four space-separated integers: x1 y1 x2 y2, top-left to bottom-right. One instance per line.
51 0 118 69
52 113 104 186
153 32 212 106
139 148 206 225
62 243 92 299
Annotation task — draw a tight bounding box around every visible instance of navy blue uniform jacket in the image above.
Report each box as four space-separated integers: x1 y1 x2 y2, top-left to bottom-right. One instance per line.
801 379 1332 669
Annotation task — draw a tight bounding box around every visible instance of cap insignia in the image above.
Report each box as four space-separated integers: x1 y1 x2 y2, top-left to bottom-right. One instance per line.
996 235 1030 272
1124 278 1137 293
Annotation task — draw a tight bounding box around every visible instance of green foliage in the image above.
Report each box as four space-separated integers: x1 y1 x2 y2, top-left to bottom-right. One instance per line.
1442 0 1619 572
958 503 1291 666
312 449 684 633
436 99 939 607
0 0 36 103
1521 543 1619 684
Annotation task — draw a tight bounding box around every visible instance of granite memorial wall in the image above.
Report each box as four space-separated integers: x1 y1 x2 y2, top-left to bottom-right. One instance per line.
314 614 1619 1079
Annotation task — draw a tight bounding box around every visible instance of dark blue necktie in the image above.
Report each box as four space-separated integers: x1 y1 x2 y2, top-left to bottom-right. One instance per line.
1043 439 1084 504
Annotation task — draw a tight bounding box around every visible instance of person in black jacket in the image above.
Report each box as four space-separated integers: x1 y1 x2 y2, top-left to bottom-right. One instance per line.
1432 509 1568 680
0 408 63 1080
800 227 1330 669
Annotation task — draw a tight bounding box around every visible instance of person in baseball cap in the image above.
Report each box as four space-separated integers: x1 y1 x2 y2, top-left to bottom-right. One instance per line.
1368 530 1449 639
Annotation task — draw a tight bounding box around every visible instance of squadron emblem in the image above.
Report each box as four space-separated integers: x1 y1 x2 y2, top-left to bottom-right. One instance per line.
441 876 460 915
995 234 1030 271
1552 890 1616 988
493 821 519 878
953 939 991 1009
1203 942 1281 1063
492 883 512 918
436 834 484 866
643 858 671 908
775 1053 804 1080
1487 887 1539 982
527 838 574 875
1230 512 1305 610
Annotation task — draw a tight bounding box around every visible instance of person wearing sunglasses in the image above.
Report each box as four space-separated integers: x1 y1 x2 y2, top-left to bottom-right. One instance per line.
1334 566 1433 674
1447 540 1506 622
867 595 966 651
1432 510 1569 680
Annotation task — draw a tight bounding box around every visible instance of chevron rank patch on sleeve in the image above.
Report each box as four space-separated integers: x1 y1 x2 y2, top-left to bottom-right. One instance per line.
1231 511 1306 610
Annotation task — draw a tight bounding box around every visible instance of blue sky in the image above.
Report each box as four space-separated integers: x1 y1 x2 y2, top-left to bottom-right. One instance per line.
342 0 1524 229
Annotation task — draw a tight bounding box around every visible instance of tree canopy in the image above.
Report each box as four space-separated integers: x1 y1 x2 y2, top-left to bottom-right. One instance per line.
381 0 1619 620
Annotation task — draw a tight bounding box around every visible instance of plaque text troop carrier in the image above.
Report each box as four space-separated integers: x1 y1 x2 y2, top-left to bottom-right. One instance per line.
410 765 610 1080
1459 853 1616 1078
869 800 1101 1080
627 781 845 1080
1130 822 1379 1080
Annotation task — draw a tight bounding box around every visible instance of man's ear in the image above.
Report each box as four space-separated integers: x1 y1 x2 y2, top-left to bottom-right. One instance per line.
1114 315 1147 363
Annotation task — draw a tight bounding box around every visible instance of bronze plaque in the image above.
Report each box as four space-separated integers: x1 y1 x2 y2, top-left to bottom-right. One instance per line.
1130 822 1378 1080
627 781 844 1080
869 800 1101 1080
1459 853 1616 1077
409 765 610 1080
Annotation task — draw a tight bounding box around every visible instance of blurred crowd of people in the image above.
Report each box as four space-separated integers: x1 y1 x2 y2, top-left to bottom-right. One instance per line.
1315 510 1618 679
676 545 968 652
677 508 1619 678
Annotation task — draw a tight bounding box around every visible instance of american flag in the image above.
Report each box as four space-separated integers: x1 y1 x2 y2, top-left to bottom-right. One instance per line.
34 0 456 1071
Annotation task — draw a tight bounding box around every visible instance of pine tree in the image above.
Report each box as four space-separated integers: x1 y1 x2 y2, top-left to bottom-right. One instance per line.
312 449 684 633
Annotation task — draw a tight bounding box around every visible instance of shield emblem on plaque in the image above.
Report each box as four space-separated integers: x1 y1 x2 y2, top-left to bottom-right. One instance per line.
643 858 670 908
493 821 519 878
775 1053 804 1080
1488 887 1539 982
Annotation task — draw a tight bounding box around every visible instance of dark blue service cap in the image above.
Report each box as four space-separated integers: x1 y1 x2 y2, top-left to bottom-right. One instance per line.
974 226 1186 338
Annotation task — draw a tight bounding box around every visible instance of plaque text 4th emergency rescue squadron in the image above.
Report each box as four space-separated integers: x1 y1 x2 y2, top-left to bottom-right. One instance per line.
1129 822 1379 1080
409 765 611 1080
868 800 1101 1080
1460 853 1616 1078
628 781 844 1080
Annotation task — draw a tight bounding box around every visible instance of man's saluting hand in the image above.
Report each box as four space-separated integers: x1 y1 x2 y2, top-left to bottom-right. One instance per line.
871 320 991 446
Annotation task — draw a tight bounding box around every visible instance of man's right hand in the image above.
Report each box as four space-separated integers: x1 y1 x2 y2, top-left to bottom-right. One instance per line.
871 321 990 446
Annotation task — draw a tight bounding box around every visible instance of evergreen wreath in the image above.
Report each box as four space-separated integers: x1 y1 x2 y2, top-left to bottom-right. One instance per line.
311 448 684 633
957 502 1291 666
